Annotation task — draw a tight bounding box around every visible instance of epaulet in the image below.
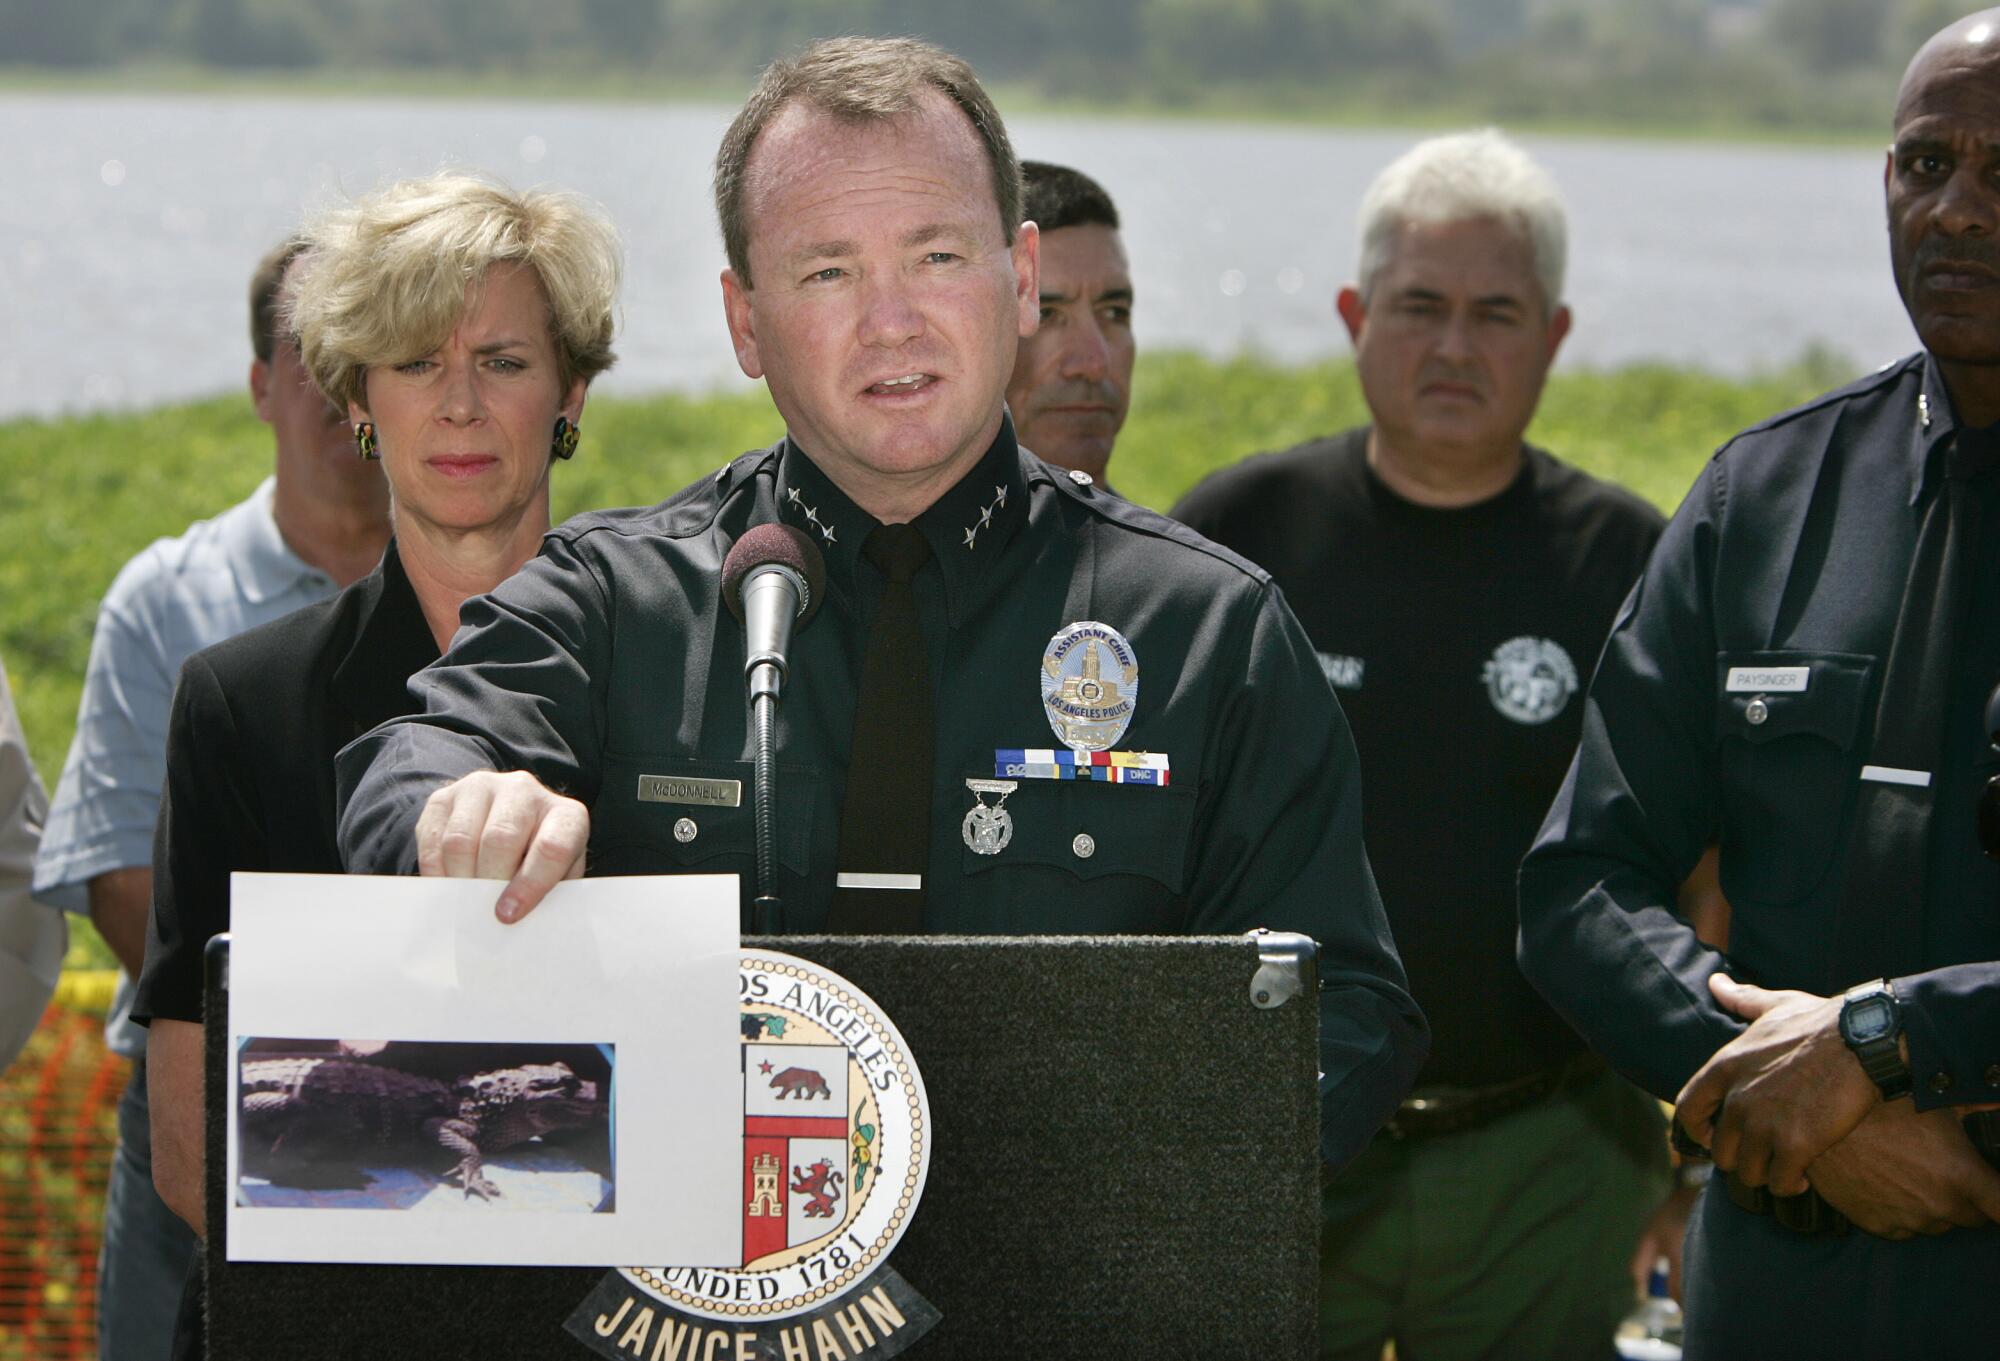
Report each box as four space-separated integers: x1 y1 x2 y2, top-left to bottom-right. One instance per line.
550 445 780 544
1036 459 1274 587
1718 353 1922 452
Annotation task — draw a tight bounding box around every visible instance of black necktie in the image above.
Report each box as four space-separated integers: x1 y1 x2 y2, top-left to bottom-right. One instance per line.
828 523 933 933
1831 429 1994 984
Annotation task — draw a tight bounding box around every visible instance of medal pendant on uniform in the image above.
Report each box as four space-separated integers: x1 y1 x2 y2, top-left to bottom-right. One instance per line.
1040 621 1139 753
962 778 1017 855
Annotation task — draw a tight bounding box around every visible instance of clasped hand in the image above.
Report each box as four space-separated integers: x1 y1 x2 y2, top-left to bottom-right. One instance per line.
1675 975 1869 1195
1807 1102 2000 1239
1676 974 2000 1237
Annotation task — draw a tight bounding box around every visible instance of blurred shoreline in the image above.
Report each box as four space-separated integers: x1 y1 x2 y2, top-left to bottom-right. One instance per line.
0 64 1889 147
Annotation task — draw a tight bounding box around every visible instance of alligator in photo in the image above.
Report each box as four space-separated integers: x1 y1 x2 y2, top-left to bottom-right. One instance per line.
239 1056 604 1201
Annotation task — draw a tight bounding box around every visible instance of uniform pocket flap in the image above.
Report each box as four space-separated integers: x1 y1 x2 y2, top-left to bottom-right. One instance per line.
595 753 815 874
959 776 1194 890
1715 651 1875 749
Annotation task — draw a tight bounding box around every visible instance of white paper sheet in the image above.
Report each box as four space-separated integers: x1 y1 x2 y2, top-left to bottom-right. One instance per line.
224 872 741 1267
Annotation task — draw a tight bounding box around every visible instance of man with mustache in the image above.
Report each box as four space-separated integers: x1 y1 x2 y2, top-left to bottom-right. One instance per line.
1519 13 2000 1355
1174 130 1672 1360
1005 162 1133 484
337 37 1428 1191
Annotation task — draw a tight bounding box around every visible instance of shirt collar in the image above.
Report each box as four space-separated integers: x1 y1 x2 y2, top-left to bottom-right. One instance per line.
1913 351 1965 504
226 476 327 604
774 416 1030 624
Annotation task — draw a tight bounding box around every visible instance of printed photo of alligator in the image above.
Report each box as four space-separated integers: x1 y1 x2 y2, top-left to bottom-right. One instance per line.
235 1038 613 1212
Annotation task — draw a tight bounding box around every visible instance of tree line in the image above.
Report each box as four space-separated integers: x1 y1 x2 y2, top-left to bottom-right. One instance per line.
0 0 1971 132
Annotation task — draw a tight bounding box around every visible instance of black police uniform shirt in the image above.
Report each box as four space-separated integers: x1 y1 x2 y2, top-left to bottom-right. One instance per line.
1173 430 1663 1088
336 421 1430 1168
1521 353 2000 1110
135 539 439 1028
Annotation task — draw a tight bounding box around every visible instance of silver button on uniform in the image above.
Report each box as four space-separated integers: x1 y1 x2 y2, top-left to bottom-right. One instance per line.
1067 469 1093 487
1745 696 1769 725
674 817 697 844
1072 832 1096 859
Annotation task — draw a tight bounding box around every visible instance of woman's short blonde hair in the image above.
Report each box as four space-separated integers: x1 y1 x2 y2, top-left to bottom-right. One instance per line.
291 171 622 410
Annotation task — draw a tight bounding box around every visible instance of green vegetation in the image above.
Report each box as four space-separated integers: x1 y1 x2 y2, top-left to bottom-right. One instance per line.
0 0 1967 142
3 350 1843 970
1114 350 1847 514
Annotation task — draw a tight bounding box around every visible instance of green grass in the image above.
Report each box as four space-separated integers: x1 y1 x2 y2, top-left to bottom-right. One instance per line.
2 350 1841 969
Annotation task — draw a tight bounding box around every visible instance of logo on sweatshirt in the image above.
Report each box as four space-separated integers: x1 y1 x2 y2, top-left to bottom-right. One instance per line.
1482 636 1577 725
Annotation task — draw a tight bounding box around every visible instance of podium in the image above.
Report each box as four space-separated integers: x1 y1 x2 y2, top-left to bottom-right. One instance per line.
202 932 1322 1358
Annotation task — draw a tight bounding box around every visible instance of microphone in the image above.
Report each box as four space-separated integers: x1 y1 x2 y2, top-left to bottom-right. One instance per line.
723 523 827 933
724 524 827 701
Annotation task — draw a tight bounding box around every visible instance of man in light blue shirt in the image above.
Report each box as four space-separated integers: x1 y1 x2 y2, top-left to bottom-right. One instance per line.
33 238 389 1360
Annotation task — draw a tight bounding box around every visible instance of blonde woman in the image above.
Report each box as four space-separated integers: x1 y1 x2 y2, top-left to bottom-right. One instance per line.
136 172 620 1309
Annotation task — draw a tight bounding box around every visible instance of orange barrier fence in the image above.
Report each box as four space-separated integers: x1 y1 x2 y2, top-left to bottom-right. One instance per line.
0 972 123 1361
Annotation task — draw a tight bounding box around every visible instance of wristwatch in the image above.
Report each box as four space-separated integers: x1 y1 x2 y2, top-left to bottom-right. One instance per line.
1839 979 1912 1100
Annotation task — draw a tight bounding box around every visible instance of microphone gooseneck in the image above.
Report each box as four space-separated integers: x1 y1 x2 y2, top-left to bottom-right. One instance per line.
722 524 827 933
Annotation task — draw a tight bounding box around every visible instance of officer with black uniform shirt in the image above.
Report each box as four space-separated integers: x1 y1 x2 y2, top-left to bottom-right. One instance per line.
1519 13 2000 1357
336 36 1428 1171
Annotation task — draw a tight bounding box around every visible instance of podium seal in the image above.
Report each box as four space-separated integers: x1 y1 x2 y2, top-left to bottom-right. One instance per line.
569 950 938 1359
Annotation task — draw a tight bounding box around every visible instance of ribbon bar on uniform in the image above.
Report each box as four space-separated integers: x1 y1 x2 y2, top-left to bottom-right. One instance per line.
995 748 1171 785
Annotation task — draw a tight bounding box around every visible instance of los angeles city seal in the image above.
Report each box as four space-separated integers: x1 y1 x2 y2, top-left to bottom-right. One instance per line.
568 951 937 1360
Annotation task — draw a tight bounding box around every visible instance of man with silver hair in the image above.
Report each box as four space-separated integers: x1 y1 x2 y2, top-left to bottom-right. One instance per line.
1175 129 1671 1359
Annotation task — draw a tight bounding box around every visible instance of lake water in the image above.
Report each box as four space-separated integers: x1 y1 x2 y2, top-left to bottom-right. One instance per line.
0 92 1917 421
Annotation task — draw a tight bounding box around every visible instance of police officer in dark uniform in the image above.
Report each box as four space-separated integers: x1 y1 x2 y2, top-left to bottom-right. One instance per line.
1519 13 2000 1357
335 36 1428 1171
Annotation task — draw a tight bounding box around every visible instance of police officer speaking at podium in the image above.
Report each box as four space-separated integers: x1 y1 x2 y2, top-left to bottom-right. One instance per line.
1519 12 2000 1357
335 36 1428 1171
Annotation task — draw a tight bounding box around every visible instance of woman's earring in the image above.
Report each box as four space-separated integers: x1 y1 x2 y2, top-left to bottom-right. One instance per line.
354 421 379 461
552 416 580 461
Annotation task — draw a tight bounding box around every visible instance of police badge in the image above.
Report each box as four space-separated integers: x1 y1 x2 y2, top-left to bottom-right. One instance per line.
1040 622 1139 753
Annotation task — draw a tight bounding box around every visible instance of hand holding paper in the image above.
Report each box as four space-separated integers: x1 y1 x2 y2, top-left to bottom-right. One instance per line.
413 770 591 922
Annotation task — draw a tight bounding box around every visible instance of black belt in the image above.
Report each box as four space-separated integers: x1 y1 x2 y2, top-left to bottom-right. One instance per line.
1723 1172 1850 1236
1384 1053 1606 1141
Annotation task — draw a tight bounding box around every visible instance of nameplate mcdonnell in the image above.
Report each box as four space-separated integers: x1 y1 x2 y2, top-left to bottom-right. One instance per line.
638 775 743 808
1725 666 1809 693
